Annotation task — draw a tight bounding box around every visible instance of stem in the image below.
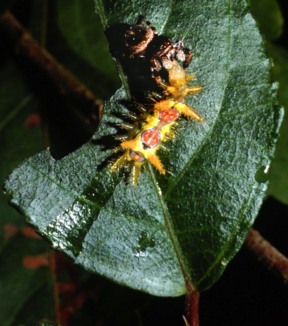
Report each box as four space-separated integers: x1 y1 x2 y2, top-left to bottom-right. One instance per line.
184 280 200 326
49 251 61 324
245 228 288 282
0 11 103 125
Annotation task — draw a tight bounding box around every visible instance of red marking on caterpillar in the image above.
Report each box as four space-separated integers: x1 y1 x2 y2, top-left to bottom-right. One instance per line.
159 108 180 124
141 129 161 148
130 151 145 163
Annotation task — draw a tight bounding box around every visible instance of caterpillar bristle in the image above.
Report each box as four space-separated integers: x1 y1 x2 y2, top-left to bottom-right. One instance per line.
187 85 203 95
159 144 169 152
131 164 141 186
112 146 123 153
186 74 196 82
137 105 148 113
114 134 129 141
123 112 138 121
147 92 162 102
110 154 127 172
118 123 134 130
163 135 172 141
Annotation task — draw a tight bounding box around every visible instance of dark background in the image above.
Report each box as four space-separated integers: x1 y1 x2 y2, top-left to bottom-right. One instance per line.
1 1 288 325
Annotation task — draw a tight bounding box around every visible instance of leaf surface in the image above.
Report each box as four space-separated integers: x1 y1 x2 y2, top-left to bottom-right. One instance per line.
5 0 283 296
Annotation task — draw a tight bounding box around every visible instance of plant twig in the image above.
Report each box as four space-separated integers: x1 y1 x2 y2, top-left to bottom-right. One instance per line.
184 280 200 326
49 251 61 324
0 11 103 125
245 228 288 282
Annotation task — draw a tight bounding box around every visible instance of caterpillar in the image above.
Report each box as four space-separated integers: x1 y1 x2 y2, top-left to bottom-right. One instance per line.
106 17 203 184
110 59 203 185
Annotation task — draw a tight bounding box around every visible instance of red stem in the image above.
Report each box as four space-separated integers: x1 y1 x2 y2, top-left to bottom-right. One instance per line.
245 228 288 282
49 251 60 324
184 281 200 326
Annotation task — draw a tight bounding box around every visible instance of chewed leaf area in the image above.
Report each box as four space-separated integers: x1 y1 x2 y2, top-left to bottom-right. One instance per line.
5 0 283 296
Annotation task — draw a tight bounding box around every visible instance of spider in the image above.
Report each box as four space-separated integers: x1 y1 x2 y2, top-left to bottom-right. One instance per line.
105 16 192 93
124 16 192 81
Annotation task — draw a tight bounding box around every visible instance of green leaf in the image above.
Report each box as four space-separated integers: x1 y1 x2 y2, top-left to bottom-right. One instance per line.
57 0 116 79
54 0 119 98
0 62 54 324
5 0 283 296
267 43 288 204
249 0 283 40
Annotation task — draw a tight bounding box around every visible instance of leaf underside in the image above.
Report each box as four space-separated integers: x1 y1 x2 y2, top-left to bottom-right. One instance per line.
5 0 283 296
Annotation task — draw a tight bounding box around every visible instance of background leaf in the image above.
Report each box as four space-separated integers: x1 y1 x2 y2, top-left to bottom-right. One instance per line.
0 2 57 324
0 61 54 325
51 0 119 99
266 44 288 204
250 0 288 204
56 0 117 83
5 0 283 297
250 0 283 40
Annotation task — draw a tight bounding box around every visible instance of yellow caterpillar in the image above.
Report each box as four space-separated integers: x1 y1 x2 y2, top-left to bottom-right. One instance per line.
110 59 203 185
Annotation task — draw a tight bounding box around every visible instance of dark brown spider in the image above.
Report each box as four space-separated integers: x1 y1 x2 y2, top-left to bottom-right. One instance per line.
124 16 192 76
105 16 192 98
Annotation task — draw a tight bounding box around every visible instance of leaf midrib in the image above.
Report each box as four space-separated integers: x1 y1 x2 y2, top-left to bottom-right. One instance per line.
164 1 233 198
153 0 234 287
196 184 255 286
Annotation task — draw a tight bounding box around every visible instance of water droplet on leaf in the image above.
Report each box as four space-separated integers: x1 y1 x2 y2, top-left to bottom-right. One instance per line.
255 164 270 183
133 231 156 258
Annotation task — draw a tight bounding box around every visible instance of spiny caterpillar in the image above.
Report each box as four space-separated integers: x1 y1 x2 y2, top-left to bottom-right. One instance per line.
110 59 203 185
106 17 203 184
